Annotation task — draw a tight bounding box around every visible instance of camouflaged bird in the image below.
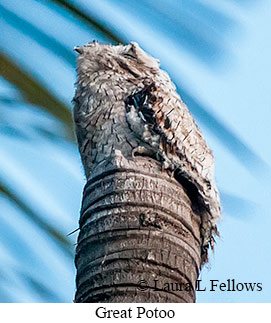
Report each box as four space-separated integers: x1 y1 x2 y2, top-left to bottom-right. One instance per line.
73 41 221 260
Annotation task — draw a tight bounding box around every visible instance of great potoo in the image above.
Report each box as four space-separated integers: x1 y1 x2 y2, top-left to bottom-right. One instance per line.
73 41 221 260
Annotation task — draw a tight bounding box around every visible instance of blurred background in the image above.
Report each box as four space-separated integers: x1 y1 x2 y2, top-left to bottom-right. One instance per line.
0 0 270 302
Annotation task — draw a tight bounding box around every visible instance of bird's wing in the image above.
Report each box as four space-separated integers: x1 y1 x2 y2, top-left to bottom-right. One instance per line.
126 81 221 221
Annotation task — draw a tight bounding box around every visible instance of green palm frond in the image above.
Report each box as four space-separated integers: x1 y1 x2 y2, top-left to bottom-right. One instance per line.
0 52 74 140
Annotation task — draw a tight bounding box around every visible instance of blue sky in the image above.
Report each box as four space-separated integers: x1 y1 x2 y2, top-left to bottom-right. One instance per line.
0 0 270 302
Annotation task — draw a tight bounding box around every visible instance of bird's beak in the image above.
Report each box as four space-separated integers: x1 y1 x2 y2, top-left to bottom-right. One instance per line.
74 46 83 54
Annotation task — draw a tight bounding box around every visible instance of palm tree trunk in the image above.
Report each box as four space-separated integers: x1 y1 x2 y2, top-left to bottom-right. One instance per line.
74 154 201 303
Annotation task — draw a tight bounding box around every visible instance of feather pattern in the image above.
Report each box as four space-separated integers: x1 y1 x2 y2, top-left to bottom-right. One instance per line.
73 41 221 261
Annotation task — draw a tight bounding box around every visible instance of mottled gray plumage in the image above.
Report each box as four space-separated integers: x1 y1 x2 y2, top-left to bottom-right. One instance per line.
73 41 221 259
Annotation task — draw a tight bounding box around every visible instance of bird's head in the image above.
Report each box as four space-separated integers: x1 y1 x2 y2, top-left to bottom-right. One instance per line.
74 41 160 79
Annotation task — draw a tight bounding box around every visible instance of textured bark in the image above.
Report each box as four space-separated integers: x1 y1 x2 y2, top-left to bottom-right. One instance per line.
74 155 201 303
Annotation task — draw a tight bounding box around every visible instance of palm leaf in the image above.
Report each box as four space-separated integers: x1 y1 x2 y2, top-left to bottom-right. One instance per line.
0 4 75 66
0 184 73 257
180 88 270 175
48 0 125 44
220 192 258 220
0 52 74 139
